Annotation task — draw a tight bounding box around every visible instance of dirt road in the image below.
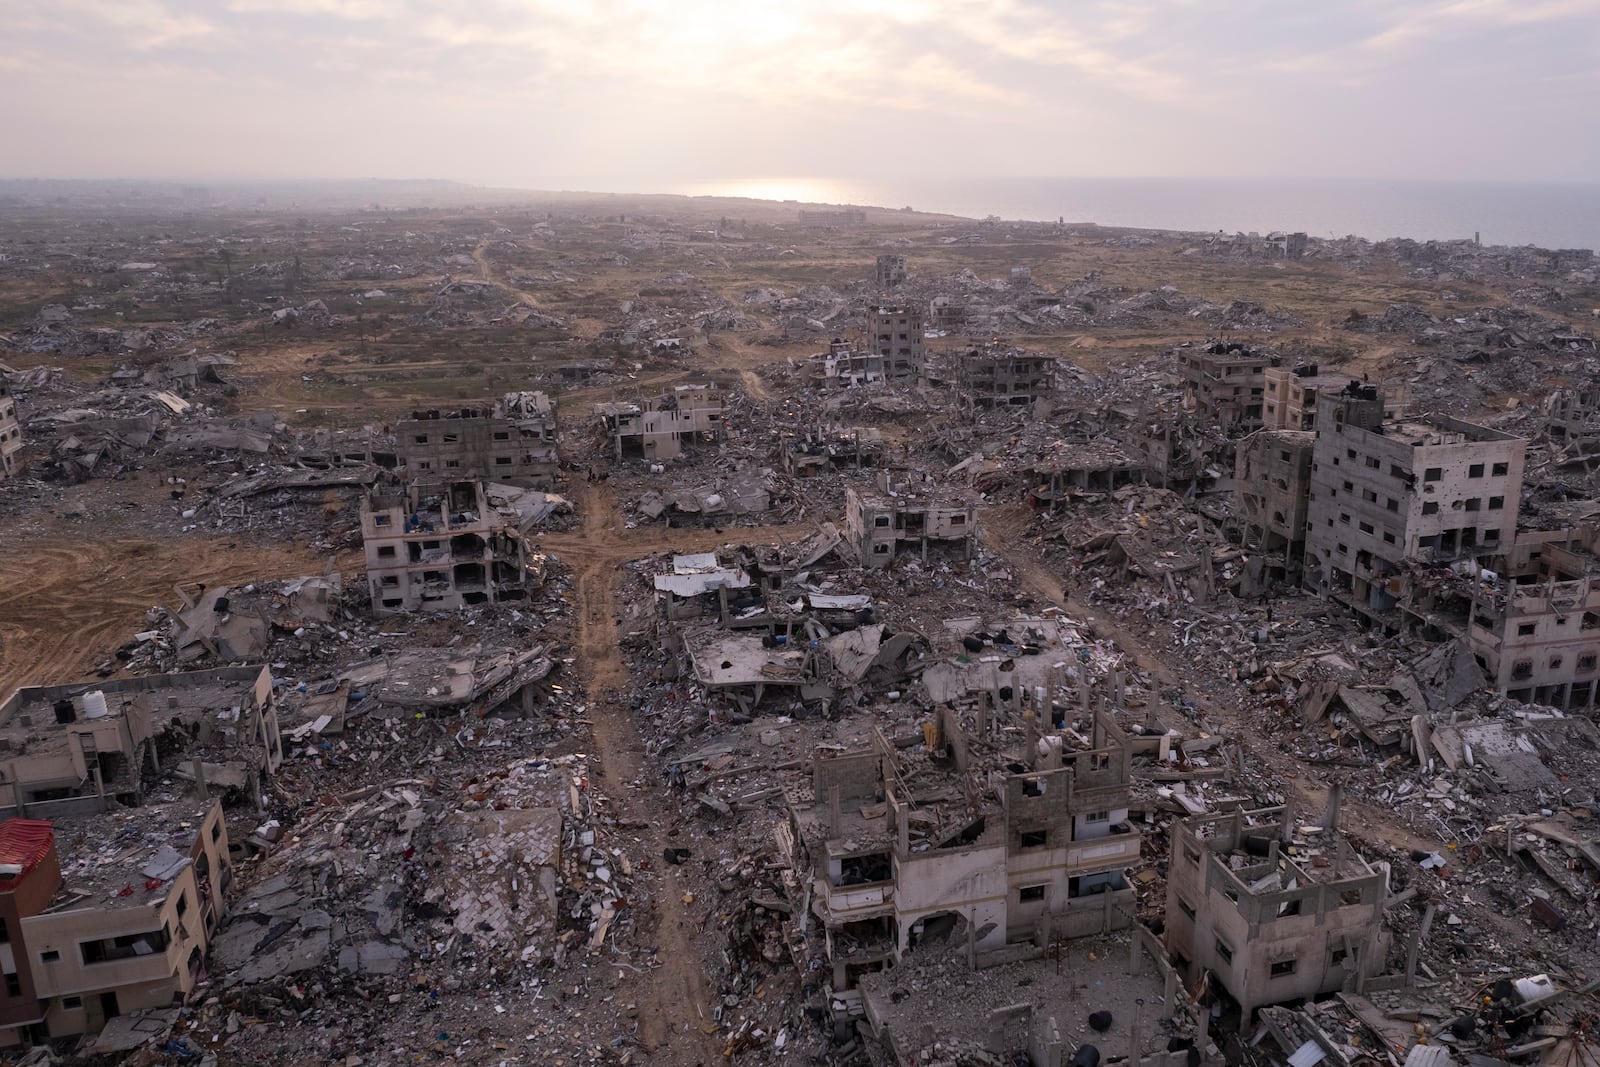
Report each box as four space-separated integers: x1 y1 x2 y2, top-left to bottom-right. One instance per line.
471 238 546 307
538 489 812 1062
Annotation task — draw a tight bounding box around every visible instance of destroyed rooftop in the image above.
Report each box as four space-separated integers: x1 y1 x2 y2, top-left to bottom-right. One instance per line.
1182 805 1378 886
0 668 270 759
44 798 220 914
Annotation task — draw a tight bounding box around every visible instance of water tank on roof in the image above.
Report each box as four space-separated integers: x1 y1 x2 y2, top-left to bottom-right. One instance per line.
81 691 109 719
52 700 75 724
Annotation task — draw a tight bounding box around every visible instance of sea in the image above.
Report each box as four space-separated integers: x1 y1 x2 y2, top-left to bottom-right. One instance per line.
642 177 1600 253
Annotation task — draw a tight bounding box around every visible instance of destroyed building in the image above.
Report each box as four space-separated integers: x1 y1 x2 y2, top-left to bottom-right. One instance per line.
929 295 966 331
845 471 977 568
396 391 558 488
1178 341 1272 431
1469 526 1600 709
0 377 22 481
1265 231 1308 259
954 343 1057 411
781 425 886 477
0 802 235 1046
652 552 757 624
593 382 727 463
1234 430 1316 585
1262 364 1354 432
783 707 1141 1011
1020 441 1149 507
806 340 883 389
361 479 543 614
1304 385 1526 632
874 254 907 290
0 667 284 816
1164 796 1389 1024
866 305 925 381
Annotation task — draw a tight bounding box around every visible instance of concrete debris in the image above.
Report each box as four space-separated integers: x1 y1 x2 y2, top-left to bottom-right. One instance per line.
6 195 1600 1067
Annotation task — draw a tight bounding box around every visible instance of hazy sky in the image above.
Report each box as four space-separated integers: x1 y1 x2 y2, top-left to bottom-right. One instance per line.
3 0 1597 186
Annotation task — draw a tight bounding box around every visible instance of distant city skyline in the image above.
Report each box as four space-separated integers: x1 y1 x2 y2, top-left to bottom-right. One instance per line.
3 0 1598 185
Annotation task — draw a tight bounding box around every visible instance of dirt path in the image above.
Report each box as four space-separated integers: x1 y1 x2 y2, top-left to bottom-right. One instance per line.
542 488 817 1062
0 536 329 697
737 368 772 402
471 238 545 307
979 506 1440 855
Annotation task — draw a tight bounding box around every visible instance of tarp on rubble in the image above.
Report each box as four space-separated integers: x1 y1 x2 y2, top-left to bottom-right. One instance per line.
654 565 750 598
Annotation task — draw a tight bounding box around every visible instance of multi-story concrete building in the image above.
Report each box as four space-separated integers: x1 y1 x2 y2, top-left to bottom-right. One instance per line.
874 254 906 290
0 801 235 1046
845 472 976 568
1545 385 1600 459
361 479 543 615
806 340 883 389
1303 386 1525 631
1164 796 1388 1024
1234 430 1316 586
1469 527 1600 709
0 377 23 482
929 296 966 331
0 668 284 818
593 382 727 463
954 343 1056 411
1177 341 1273 432
865 305 925 381
1261 365 1355 432
784 707 1140 1008
397 391 557 488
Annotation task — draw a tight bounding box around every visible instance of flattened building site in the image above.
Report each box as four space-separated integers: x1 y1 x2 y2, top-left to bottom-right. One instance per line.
4 184 1600 1067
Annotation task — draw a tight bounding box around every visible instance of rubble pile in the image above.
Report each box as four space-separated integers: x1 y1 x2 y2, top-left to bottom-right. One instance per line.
10 194 1600 1067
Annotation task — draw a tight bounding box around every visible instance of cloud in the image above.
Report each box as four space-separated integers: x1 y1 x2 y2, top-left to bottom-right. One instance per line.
0 0 1595 182
1363 0 1596 50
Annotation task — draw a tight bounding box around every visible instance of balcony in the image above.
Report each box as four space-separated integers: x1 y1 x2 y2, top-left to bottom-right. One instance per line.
821 879 893 919
1065 832 1140 874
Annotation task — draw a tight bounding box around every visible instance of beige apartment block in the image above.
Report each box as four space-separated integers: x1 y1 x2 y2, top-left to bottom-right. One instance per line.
0 800 234 1046
783 707 1140 1008
1469 526 1600 709
865 305 925 381
0 378 22 481
874 254 906 290
1177 341 1272 431
845 472 976 568
955 343 1056 411
1164 797 1389 1024
1303 385 1525 633
361 479 543 615
593 382 727 463
397 391 558 488
1234 429 1316 585
0 668 284 819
